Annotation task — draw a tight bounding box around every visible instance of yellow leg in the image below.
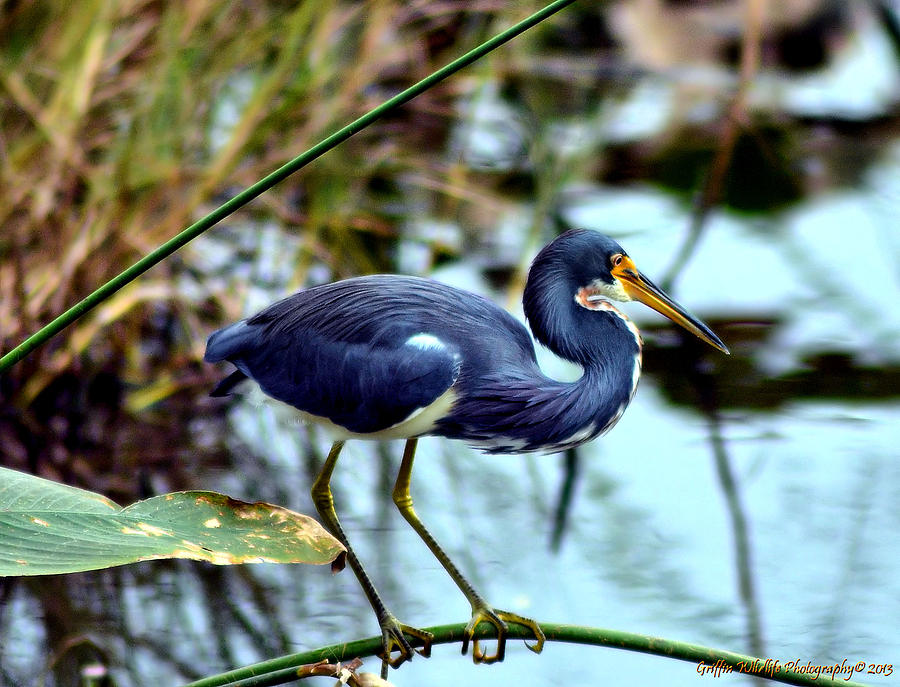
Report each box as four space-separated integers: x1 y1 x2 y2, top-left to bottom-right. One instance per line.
311 441 433 671
392 438 545 663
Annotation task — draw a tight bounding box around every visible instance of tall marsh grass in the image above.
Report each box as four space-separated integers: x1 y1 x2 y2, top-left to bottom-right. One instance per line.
0 0 528 494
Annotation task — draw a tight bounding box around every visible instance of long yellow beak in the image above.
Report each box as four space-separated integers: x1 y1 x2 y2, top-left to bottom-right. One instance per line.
613 256 729 354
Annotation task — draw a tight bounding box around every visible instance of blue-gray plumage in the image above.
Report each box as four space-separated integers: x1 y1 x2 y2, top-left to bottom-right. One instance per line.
204 231 683 452
205 276 465 436
203 229 729 669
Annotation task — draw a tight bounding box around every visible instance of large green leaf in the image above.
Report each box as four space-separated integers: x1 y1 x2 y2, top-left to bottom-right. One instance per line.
0 467 345 575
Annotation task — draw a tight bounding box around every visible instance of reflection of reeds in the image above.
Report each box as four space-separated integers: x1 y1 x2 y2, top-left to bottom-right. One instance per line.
0 1 512 496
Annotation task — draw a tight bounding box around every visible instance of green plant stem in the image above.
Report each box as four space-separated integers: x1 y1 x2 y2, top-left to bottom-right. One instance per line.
0 0 582 373
181 622 873 687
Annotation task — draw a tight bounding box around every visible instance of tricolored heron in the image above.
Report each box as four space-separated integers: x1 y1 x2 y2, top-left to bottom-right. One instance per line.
204 229 728 668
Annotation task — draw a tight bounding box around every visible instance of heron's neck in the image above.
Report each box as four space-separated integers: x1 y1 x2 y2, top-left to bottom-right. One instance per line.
537 300 642 443
463 279 644 453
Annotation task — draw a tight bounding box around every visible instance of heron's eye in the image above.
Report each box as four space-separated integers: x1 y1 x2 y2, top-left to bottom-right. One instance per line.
611 254 624 268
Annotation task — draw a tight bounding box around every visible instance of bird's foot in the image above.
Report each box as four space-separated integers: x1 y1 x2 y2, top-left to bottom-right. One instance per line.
461 606 545 664
378 616 433 669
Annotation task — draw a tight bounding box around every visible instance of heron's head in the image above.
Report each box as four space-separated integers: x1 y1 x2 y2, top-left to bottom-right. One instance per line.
526 229 729 354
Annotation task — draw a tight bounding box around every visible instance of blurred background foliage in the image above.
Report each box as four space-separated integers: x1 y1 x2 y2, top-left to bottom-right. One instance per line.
1 1 899 686
1 0 487 498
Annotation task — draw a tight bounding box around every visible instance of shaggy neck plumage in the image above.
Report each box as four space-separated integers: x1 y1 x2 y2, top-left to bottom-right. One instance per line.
520 247 642 430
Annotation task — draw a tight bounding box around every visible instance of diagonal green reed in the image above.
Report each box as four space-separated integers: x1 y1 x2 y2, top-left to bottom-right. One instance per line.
0 0 581 373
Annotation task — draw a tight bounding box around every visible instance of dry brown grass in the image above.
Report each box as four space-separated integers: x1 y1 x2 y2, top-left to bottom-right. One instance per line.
0 0 524 495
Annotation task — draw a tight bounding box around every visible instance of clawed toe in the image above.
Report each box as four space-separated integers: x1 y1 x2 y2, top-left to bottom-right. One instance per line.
462 607 545 664
379 620 434 668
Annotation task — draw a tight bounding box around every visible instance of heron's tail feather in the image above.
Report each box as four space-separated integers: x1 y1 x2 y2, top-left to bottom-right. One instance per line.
210 370 248 397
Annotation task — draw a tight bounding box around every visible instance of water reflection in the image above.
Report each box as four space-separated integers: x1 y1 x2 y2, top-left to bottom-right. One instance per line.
4 233 898 687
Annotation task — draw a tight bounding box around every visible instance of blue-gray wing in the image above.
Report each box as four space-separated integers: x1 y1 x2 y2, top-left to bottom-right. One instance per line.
204 289 462 435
